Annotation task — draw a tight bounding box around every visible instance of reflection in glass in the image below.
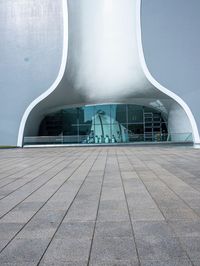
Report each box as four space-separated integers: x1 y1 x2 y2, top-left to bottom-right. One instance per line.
128 105 143 123
116 105 127 124
39 104 168 144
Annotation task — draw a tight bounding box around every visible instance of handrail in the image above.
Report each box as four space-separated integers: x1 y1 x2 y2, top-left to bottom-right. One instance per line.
23 132 193 145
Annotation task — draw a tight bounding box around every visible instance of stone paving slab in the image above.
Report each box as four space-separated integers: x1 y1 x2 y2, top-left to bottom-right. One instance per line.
0 146 200 265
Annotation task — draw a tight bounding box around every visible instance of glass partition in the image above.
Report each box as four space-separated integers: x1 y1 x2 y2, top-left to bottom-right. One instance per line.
23 104 192 145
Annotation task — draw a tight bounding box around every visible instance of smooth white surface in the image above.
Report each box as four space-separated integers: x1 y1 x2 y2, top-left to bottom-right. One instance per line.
168 103 192 141
72 0 151 100
17 0 68 147
17 0 200 146
135 0 200 143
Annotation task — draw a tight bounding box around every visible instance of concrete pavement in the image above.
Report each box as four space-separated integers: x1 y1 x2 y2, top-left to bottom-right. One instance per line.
0 146 200 265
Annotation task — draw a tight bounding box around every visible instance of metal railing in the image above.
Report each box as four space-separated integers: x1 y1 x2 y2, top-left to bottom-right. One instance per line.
23 133 193 146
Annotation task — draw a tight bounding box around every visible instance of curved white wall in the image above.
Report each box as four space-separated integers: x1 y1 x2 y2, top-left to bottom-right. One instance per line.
168 104 192 141
17 0 200 146
67 0 151 101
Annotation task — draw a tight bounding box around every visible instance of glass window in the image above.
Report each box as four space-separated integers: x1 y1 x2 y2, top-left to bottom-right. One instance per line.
94 124 111 143
94 105 111 125
78 106 94 125
62 108 78 135
38 103 168 144
128 124 144 142
79 124 91 136
110 104 117 121
128 124 144 135
128 105 143 123
115 105 127 124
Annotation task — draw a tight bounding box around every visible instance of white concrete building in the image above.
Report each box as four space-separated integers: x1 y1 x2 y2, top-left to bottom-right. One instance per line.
0 0 200 146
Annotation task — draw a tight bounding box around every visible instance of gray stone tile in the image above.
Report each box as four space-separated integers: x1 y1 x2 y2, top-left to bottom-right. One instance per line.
40 238 91 262
95 221 132 238
13 201 43 212
0 210 35 223
136 235 188 262
0 238 50 264
178 236 200 260
133 221 175 237
0 263 36 266
90 260 139 265
141 257 192 266
191 206 200 216
129 208 164 221
192 260 200 266
98 201 129 222
1 146 200 266
18 224 56 240
90 236 138 263
40 259 88 266
0 222 23 239
65 201 98 221
161 207 199 220
55 221 95 239
16 209 65 239
169 220 200 237
121 171 139 180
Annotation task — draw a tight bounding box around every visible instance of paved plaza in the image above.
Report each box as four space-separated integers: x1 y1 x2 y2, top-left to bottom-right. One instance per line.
0 146 200 265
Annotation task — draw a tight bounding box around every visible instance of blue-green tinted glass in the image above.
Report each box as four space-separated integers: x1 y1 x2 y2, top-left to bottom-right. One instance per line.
94 105 111 125
93 124 111 140
110 105 117 121
78 106 94 125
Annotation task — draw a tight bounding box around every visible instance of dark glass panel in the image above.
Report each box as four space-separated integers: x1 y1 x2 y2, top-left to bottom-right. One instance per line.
128 124 144 142
39 111 63 136
128 124 144 135
79 124 91 135
128 105 143 123
116 105 127 124
62 108 78 135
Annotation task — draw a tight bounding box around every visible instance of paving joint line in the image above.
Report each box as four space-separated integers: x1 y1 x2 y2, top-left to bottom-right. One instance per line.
0 148 95 254
159 161 200 194
0 156 66 199
0 148 83 189
123 148 195 266
143 157 200 220
37 148 102 266
0 156 53 186
0 148 85 220
116 149 141 266
87 148 108 266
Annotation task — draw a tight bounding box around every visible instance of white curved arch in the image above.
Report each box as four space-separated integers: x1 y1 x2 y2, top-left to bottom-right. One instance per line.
136 0 200 143
17 0 200 146
17 0 68 147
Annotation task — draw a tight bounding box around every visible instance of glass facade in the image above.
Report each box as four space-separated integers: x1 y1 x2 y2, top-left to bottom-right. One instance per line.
37 104 168 144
